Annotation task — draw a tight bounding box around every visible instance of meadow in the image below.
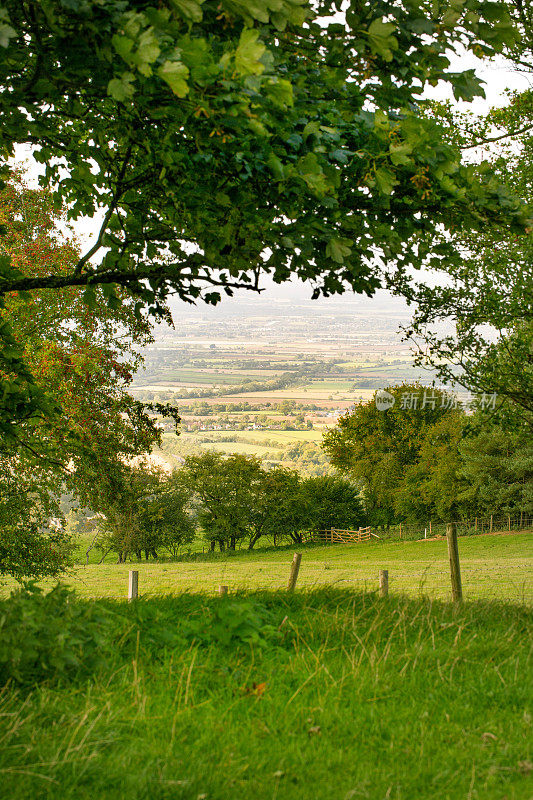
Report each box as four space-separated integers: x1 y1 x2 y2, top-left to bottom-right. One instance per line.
2 532 531 603
0 588 531 799
1 533 531 799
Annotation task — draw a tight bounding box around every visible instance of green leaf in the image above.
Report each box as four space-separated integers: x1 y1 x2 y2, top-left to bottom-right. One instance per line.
0 22 16 48
366 19 398 62
442 8 462 27
111 34 134 60
158 61 190 97
235 29 266 76
135 28 161 75
169 0 204 23
107 72 136 102
82 285 97 309
326 237 352 264
267 154 285 181
266 79 293 108
374 109 389 130
374 167 398 196
451 69 485 102
389 142 413 166
303 121 321 140
248 118 270 137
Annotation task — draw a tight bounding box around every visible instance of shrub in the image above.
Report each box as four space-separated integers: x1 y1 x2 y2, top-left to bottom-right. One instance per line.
0 583 116 687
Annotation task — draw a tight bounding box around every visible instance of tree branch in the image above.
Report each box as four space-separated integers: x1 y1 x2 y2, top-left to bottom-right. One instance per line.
73 144 134 276
461 123 533 151
0 262 264 296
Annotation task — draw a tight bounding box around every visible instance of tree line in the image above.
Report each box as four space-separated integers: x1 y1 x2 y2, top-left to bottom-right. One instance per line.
323 385 532 529
88 455 365 562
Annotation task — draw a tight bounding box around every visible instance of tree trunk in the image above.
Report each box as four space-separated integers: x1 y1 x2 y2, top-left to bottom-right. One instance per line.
248 533 261 550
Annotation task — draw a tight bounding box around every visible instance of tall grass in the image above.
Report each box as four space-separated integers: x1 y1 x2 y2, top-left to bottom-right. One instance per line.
0 588 531 799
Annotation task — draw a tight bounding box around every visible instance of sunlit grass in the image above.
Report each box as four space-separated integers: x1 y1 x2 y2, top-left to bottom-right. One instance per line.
0 589 531 799
3 533 531 604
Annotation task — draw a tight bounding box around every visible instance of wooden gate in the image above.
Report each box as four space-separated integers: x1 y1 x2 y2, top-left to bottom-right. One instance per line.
314 527 379 544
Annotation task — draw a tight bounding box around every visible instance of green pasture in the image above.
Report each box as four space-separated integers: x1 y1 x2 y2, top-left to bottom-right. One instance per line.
1 587 531 799
4 533 531 603
198 429 324 444
196 440 276 456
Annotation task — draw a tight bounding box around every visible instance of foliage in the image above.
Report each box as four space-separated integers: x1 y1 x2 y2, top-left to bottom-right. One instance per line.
0 174 167 578
180 597 282 649
322 385 533 522
249 466 309 547
322 384 465 524
458 423 533 516
178 452 265 550
0 1 528 434
0 456 71 579
0 583 116 686
0 583 285 689
178 453 331 548
302 474 366 531
391 8 533 421
396 412 466 521
97 462 195 560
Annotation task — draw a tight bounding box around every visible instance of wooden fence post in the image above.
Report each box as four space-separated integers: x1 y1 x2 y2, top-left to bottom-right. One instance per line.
379 569 389 597
399 523 402 539
128 570 138 602
446 523 462 602
218 585 228 596
490 514 493 533
508 515 511 532
287 552 302 592
429 520 432 537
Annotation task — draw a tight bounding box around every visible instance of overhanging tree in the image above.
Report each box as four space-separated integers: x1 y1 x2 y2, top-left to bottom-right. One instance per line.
0 0 529 434
0 0 527 305
388 1 533 422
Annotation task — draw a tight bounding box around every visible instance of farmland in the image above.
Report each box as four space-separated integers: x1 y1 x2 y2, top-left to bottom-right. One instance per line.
129 297 442 472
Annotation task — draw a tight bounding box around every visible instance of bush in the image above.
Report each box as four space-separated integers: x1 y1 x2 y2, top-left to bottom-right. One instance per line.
0 587 289 689
183 598 283 649
0 583 116 687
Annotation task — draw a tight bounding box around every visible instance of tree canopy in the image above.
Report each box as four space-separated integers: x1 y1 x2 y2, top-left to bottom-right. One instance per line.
0 174 163 578
0 0 527 312
388 2 533 422
322 384 466 525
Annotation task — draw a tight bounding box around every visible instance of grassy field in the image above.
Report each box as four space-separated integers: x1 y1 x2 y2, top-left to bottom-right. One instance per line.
197 429 325 444
0 587 531 799
3 533 531 603
195 440 276 456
